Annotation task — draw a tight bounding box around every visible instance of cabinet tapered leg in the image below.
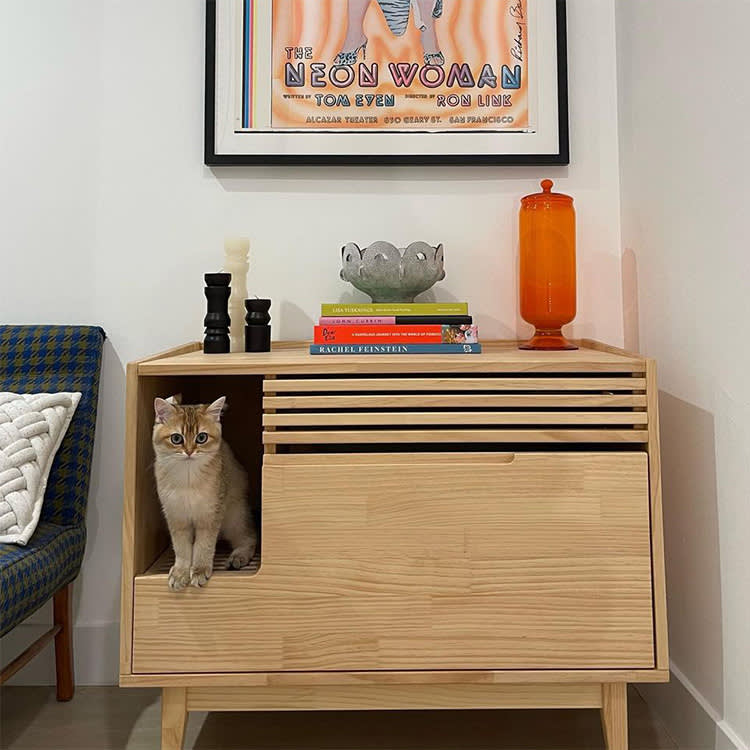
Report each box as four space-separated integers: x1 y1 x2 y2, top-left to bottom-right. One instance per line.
601 683 628 750
161 687 188 750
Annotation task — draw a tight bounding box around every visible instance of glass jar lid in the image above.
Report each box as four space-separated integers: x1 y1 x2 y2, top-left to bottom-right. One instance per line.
521 179 574 206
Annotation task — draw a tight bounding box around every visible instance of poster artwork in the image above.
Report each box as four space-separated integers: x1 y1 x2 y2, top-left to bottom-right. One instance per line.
269 0 530 131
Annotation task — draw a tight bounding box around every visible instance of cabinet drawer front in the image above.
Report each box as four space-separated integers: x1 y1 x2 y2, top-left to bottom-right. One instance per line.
132 453 654 673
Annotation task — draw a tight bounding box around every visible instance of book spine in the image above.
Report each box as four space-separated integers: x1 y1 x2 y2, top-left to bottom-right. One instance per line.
319 317 397 325
310 344 482 355
395 315 473 325
319 316 473 325
321 303 469 316
314 325 479 345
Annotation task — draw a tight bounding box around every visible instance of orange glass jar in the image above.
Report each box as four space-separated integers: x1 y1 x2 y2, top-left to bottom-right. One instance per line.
519 179 577 351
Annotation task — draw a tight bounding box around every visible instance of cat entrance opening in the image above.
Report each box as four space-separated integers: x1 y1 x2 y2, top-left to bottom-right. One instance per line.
146 375 263 586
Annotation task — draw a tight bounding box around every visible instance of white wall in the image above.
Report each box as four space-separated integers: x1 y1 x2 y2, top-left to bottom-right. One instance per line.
1 0 625 684
617 3 750 749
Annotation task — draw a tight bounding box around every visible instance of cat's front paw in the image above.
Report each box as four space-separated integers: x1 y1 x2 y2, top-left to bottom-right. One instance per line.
190 565 213 588
168 565 191 591
226 549 252 570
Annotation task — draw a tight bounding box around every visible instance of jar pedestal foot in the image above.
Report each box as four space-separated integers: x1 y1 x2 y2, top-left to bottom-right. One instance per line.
520 329 577 351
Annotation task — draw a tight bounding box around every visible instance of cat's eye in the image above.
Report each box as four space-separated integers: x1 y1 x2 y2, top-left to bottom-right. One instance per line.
169 433 184 445
195 432 208 444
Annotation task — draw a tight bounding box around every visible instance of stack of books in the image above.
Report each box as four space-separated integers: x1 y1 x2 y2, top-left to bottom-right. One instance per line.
310 302 481 355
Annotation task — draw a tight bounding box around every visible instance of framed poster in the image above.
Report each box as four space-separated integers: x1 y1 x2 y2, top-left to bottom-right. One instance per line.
205 0 568 165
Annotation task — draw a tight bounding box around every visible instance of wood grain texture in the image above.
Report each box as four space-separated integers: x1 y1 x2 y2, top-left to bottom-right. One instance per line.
161 687 187 750
578 340 638 358
120 362 139 675
264 453 517 466
263 429 649 445
647 360 669 670
264 394 647 409
121 337 667 729
137 341 647 376
263 377 648 393
601 683 628 749
264 412 649 427
119 668 670 688
120 343 201 676
185 684 603 712
120 373 175 673
132 453 654 674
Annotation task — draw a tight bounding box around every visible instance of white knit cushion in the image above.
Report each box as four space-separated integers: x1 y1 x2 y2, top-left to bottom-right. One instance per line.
0 392 81 545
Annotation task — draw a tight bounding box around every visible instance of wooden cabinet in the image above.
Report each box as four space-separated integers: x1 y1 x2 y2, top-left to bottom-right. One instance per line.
120 341 668 750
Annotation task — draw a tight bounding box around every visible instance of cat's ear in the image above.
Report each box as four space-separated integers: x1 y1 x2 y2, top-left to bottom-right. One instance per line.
166 394 182 405
205 397 226 422
154 397 177 424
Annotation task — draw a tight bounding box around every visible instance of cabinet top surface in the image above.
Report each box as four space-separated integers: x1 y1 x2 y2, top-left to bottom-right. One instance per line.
135 341 647 376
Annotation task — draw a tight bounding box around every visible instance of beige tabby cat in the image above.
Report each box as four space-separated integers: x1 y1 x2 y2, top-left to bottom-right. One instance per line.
153 395 257 591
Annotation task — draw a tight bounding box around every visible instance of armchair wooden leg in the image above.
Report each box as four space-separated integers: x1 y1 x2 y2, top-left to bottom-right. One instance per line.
162 687 188 750
53 583 74 701
601 683 628 750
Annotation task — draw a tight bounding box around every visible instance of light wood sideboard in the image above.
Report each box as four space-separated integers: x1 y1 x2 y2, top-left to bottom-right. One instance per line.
119 340 668 750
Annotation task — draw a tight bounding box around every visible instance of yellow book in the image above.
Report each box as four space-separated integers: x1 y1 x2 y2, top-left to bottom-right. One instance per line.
321 303 468 316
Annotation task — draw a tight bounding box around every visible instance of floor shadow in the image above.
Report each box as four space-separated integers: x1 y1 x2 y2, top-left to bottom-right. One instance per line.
191 707 608 750
0 686 160 750
0 686 55 748
102 687 162 750
638 392 725 749
190 689 671 750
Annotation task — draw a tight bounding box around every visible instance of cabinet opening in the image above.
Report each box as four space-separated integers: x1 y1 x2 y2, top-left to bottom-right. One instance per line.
136 375 263 578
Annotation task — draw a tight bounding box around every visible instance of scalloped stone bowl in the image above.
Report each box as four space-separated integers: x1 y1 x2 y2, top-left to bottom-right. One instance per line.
340 241 446 303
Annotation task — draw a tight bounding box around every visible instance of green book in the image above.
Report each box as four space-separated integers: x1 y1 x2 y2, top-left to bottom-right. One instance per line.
321 302 469 316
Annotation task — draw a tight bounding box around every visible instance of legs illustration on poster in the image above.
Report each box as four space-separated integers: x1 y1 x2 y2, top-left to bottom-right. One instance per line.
336 0 444 66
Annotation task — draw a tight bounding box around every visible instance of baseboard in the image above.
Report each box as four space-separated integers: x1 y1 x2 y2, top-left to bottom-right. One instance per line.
1 622 119 686
638 663 748 750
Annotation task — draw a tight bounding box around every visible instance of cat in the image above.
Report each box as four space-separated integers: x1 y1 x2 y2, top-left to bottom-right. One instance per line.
152 395 257 591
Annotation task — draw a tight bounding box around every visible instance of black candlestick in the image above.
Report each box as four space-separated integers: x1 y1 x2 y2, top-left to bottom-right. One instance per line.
245 299 271 352
204 273 231 354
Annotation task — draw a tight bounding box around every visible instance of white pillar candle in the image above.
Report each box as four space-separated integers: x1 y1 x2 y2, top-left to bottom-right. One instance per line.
224 237 250 353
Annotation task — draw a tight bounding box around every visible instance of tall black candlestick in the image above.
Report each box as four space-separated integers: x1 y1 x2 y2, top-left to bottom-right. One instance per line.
245 299 271 353
204 273 231 354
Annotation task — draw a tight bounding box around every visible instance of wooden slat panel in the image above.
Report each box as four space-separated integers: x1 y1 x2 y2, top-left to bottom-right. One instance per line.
133 453 654 673
264 411 649 427
265 453 517 466
264 394 647 410
263 429 650 444
263 377 647 393
186 683 603 711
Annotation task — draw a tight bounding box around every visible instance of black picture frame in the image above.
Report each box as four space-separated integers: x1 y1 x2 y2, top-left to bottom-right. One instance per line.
205 0 569 166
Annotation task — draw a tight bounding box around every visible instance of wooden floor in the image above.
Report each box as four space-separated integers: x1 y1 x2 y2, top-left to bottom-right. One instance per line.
0 686 676 750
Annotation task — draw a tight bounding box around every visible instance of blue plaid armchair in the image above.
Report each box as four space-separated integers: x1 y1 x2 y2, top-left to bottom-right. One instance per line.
0 326 105 699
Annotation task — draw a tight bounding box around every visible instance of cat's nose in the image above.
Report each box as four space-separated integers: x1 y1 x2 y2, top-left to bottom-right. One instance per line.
185 448 194 457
